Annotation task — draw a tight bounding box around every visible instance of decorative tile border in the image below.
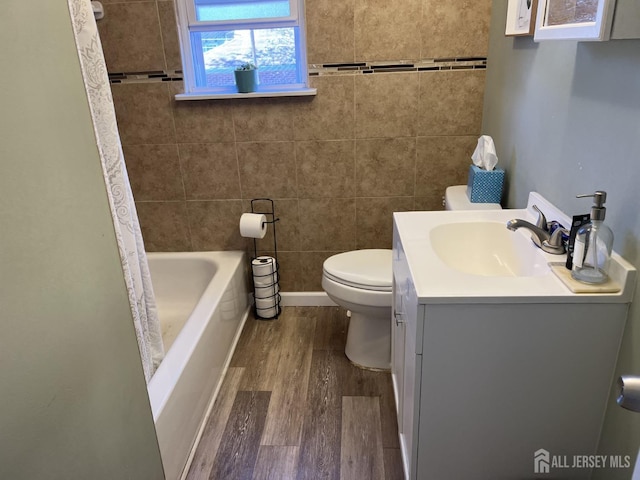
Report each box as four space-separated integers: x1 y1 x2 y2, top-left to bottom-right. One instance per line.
109 70 184 84
309 57 487 76
108 58 487 84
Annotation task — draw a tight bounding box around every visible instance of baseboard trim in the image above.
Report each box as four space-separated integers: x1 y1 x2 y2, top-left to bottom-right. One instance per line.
280 292 338 307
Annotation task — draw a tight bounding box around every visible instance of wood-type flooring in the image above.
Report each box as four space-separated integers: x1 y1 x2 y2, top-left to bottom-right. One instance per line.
185 306 404 480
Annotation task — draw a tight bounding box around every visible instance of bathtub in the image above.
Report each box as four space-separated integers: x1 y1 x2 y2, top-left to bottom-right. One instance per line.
146 251 250 480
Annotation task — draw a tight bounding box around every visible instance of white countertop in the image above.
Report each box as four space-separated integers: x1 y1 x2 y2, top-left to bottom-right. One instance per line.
393 192 636 304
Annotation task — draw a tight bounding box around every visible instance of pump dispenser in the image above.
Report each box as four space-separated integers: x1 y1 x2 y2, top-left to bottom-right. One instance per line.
571 191 613 284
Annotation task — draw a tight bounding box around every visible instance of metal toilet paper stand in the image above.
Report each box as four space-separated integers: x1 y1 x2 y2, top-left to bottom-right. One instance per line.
250 198 281 320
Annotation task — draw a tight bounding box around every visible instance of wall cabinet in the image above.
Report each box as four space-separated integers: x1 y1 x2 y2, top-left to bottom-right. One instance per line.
391 220 629 479
534 0 640 41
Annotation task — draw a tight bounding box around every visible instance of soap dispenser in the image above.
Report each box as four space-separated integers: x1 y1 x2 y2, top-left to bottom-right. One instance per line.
571 191 613 284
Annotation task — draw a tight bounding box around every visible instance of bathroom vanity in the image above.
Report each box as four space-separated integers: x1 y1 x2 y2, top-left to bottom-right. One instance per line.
391 192 636 479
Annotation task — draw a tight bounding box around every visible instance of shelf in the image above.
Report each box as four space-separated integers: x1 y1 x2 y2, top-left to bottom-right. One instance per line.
174 88 317 101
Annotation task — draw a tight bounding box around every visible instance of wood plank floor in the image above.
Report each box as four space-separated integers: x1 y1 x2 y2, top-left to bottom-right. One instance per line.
186 306 404 480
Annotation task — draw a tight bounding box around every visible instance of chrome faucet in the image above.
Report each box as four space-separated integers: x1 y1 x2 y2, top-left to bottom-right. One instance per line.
506 205 567 254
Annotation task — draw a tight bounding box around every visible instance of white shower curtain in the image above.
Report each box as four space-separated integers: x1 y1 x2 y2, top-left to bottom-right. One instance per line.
67 0 164 383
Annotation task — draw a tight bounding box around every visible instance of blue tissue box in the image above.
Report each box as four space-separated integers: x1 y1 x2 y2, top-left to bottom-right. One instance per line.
466 165 504 203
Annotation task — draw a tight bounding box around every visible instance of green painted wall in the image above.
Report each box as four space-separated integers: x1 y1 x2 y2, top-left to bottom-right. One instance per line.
483 1 640 478
0 2 164 478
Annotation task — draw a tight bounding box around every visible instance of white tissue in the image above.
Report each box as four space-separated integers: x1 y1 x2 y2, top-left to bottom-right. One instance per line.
471 135 499 171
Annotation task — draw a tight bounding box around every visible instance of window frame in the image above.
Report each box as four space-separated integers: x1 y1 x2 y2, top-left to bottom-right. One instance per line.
185 0 299 26
174 0 315 99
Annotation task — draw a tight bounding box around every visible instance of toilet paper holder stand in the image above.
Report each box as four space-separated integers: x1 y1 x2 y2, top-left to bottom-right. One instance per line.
250 198 281 320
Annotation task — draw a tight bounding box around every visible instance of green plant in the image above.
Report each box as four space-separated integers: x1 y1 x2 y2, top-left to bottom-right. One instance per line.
235 62 257 71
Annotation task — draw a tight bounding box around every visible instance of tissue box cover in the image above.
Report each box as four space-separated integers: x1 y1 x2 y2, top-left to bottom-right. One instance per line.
466 165 504 203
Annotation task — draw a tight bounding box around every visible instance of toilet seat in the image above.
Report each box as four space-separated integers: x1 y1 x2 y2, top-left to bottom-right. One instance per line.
323 271 391 292
323 274 391 307
322 249 392 292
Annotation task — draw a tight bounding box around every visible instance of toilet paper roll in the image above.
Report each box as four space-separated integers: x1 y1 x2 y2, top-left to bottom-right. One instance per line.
251 256 278 285
254 271 279 287
254 283 280 300
255 296 279 319
240 213 267 239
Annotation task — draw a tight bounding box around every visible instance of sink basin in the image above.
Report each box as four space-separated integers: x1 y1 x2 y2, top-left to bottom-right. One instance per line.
394 192 635 301
429 222 550 277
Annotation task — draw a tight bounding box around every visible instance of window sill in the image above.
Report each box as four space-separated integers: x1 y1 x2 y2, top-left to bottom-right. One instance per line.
174 88 317 101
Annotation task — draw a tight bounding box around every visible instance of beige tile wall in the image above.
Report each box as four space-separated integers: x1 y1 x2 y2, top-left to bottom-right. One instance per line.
99 0 492 291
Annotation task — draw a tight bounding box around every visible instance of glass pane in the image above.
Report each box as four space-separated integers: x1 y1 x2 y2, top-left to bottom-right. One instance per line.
253 28 299 85
193 28 299 88
195 0 290 21
546 0 598 26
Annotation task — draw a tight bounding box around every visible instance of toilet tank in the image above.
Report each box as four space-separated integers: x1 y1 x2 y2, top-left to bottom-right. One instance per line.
444 185 502 211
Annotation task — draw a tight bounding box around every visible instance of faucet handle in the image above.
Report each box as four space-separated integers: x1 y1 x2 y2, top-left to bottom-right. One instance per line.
548 227 568 248
532 205 549 231
541 227 569 254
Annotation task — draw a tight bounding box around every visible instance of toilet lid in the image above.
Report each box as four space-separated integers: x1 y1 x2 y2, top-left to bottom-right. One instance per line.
323 249 392 291
445 185 502 210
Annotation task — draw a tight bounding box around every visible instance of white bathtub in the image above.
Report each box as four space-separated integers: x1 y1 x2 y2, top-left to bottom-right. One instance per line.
146 251 250 480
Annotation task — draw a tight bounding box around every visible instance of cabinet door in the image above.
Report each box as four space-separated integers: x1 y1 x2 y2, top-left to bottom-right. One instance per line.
393 222 422 479
401 277 420 479
391 274 406 431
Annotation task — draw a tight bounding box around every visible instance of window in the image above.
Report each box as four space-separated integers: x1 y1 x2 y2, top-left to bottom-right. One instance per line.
175 0 314 98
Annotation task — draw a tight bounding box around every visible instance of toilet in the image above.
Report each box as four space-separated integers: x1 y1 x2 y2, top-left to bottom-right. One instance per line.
322 185 502 370
323 249 392 370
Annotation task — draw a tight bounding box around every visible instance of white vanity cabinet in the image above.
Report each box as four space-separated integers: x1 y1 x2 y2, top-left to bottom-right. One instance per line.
391 199 636 480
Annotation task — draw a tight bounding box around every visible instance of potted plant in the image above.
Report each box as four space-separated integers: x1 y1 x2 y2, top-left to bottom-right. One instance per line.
234 62 257 93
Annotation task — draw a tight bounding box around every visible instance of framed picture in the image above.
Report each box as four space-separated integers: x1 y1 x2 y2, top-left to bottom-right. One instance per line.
534 0 616 41
505 0 538 36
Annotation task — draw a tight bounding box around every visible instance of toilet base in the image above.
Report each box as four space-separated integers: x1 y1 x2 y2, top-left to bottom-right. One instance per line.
346 357 391 372
345 309 391 371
